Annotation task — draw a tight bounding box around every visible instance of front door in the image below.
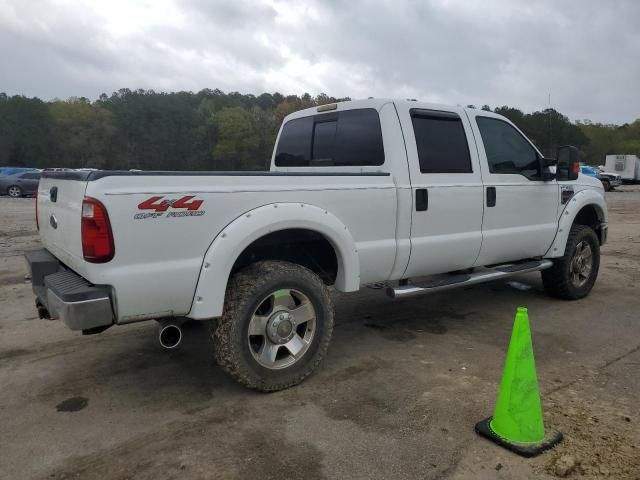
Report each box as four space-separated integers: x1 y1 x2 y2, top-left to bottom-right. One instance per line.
468 111 559 266
396 104 484 278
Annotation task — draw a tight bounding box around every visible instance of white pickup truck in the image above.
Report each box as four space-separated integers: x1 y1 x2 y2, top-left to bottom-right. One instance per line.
26 99 608 391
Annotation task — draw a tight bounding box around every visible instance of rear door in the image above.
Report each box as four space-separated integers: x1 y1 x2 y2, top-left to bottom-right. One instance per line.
468 112 559 266
396 104 484 277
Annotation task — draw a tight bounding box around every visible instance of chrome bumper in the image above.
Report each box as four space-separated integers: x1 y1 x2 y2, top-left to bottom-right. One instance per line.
25 249 114 331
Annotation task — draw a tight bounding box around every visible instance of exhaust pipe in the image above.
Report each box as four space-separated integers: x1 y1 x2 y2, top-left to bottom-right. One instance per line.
36 300 51 320
158 321 182 349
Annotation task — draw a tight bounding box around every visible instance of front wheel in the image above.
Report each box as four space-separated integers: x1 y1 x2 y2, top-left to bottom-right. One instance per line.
601 179 611 192
212 260 334 392
7 186 22 198
541 224 600 299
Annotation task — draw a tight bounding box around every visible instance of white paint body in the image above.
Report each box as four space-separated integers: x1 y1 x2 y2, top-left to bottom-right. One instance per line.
36 99 608 324
605 154 640 182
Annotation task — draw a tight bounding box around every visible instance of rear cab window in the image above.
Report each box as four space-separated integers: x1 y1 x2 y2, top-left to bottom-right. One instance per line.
275 108 385 167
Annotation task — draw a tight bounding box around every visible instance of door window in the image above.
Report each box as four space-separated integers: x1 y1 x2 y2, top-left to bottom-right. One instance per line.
476 117 541 179
410 110 472 173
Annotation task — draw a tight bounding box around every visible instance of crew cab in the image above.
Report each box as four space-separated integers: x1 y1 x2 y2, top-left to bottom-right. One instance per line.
25 99 608 391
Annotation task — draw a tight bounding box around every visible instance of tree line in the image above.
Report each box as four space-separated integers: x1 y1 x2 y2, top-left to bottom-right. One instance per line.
0 89 638 171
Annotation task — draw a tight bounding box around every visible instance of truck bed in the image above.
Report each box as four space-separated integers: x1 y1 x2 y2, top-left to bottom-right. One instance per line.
37 170 399 323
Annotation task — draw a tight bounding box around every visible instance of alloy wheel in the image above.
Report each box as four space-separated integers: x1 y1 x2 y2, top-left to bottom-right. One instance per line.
247 288 316 370
570 241 593 288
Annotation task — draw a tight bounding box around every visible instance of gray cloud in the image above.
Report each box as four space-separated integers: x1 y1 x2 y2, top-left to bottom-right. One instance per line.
0 0 638 123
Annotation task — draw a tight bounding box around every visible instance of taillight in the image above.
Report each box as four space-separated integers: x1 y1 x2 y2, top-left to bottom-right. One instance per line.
81 197 114 263
35 192 39 230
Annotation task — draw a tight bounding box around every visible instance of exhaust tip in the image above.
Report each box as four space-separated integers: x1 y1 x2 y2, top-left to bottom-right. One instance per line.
36 301 51 320
159 324 182 349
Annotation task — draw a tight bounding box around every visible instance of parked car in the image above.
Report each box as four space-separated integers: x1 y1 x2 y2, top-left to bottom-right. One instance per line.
0 171 41 197
25 99 607 391
580 165 621 191
597 170 622 191
0 167 39 176
579 165 599 177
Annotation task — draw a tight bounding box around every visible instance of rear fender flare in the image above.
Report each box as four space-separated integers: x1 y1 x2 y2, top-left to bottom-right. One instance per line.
188 203 360 319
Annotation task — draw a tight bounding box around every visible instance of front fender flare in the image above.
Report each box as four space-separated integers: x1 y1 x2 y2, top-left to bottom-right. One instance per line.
545 189 608 258
188 203 360 319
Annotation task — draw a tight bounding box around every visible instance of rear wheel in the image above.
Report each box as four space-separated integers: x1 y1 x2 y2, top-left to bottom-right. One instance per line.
212 260 334 391
541 224 600 299
7 186 22 198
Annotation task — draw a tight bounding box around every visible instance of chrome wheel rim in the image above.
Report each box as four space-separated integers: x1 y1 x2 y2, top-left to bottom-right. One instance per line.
248 288 316 370
570 241 593 288
8 187 20 197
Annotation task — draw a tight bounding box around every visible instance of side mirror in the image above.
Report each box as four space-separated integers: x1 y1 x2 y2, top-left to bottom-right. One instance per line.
556 145 580 181
541 158 557 181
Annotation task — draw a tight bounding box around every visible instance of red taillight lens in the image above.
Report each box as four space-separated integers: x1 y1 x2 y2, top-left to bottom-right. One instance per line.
81 197 114 263
35 192 39 230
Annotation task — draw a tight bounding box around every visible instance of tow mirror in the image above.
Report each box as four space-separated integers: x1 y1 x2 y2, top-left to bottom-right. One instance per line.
541 158 557 181
556 145 580 181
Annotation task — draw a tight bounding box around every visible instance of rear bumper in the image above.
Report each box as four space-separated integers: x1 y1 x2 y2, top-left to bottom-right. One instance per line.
24 249 114 331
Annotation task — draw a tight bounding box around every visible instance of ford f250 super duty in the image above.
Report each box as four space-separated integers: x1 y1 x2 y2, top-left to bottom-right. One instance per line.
25 99 608 391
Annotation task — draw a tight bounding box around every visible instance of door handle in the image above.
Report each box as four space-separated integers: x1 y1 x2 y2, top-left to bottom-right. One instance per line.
486 187 496 207
416 188 428 211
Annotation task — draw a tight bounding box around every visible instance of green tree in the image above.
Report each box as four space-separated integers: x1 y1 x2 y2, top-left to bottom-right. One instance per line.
211 107 261 170
493 106 525 125
1 89 636 172
0 95 58 167
48 98 116 168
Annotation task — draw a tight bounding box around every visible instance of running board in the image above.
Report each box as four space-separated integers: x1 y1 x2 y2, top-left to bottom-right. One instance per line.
387 260 554 299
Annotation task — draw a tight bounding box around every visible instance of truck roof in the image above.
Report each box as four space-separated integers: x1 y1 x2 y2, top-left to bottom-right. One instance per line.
284 98 481 122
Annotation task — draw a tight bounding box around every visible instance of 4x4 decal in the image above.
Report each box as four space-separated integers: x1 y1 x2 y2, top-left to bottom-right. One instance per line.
134 195 205 219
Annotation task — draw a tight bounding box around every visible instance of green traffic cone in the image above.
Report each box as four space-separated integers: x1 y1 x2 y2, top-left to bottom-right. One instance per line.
475 307 562 457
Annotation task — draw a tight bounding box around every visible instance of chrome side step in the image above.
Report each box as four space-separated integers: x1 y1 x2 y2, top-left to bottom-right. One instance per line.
387 259 554 299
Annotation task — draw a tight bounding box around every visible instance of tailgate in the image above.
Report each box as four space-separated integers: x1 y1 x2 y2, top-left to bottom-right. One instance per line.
37 171 89 274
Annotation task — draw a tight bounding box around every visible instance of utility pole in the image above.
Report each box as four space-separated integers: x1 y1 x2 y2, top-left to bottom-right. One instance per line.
547 92 552 158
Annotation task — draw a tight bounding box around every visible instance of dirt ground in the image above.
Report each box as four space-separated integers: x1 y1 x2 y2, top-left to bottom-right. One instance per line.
1 188 639 480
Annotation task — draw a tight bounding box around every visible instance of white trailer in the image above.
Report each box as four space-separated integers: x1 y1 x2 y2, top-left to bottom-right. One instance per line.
605 154 640 183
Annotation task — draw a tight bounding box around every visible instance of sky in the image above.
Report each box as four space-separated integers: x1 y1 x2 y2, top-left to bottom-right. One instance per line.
1 0 639 124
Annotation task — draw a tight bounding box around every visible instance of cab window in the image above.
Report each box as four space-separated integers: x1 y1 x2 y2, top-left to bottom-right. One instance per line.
275 108 385 167
476 117 540 179
411 110 472 173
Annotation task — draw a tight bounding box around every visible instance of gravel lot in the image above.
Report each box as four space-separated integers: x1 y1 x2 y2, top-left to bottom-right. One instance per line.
1 189 639 479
